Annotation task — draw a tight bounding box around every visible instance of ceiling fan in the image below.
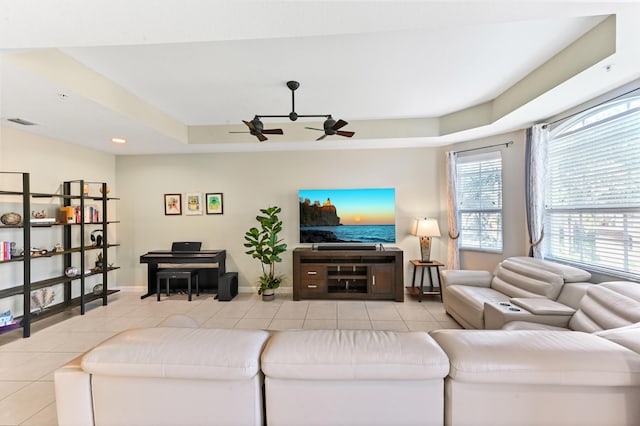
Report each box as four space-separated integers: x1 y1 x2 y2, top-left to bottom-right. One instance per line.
229 117 284 142
305 117 355 141
231 80 355 141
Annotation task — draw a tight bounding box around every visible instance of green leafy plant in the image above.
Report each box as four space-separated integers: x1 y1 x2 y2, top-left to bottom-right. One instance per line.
244 206 288 295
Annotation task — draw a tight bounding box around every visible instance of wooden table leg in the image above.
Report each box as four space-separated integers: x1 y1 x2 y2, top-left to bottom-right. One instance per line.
420 266 426 302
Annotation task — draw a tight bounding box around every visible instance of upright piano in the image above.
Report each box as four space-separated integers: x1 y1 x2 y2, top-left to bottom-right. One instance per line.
139 250 226 299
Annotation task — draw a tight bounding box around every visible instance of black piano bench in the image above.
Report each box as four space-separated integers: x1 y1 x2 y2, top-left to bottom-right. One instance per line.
156 269 200 302
216 272 238 302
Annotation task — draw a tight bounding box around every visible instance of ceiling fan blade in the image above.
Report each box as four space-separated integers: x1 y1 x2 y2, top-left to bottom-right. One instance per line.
243 120 256 131
262 128 284 135
305 127 324 131
256 133 268 142
336 130 355 138
332 119 348 131
229 131 249 134
316 134 327 141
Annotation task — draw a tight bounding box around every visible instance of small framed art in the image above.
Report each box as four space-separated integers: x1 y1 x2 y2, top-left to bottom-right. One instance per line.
164 194 182 215
206 193 224 215
185 192 203 215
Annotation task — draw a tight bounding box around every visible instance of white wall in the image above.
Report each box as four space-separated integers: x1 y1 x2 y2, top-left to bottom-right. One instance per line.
115 147 445 292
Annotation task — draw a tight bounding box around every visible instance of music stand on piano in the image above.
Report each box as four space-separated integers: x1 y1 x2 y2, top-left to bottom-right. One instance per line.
171 241 202 252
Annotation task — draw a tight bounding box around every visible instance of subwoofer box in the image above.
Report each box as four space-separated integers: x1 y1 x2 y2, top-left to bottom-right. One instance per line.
217 272 238 301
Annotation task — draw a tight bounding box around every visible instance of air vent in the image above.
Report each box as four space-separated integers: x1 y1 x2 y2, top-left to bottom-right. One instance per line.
7 118 37 126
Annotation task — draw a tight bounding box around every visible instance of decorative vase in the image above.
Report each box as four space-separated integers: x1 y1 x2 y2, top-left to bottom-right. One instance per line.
262 288 275 301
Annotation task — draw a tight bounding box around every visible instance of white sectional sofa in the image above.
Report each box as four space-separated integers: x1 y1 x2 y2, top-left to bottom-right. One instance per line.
54 259 640 426
440 256 594 329
55 320 640 426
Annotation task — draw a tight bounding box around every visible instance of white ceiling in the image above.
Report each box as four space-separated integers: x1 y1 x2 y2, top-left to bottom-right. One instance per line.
1 1 639 155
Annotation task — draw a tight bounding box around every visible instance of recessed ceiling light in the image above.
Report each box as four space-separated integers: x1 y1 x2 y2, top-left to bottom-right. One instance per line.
111 137 127 144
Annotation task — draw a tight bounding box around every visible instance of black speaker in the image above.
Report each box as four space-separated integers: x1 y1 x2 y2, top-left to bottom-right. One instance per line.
91 230 103 247
216 272 238 302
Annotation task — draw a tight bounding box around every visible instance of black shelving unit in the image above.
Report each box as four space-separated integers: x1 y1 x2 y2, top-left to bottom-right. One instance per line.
0 173 119 337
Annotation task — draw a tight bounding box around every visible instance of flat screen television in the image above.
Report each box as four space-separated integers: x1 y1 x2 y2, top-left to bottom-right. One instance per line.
299 188 396 244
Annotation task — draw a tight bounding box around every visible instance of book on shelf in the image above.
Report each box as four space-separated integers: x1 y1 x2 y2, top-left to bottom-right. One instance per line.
0 241 11 260
74 206 100 223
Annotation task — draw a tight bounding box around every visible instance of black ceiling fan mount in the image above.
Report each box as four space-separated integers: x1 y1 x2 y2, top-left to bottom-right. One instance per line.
231 80 355 141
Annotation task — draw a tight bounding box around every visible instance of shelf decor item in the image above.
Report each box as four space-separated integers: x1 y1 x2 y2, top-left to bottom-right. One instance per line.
0 310 13 326
1 212 21 225
65 266 80 277
30 288 55 313
244 206 287 300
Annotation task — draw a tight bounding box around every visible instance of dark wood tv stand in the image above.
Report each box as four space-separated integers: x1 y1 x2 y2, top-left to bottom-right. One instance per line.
293 247 404 301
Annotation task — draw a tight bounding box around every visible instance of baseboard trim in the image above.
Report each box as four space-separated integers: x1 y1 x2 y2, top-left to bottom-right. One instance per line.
113 285 293 295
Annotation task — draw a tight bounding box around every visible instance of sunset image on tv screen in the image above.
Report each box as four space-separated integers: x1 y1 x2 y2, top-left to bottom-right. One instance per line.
298 188 396 243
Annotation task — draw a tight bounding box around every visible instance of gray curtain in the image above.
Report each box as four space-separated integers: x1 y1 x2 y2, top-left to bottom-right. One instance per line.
525 124 549 258
445 151 460 269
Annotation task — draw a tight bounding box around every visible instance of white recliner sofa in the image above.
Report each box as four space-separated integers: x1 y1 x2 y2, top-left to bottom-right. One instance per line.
440 256 593 329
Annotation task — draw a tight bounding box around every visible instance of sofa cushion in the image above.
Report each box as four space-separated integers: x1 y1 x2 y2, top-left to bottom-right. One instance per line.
261 329 449 380
491 259 564 300
501 321 569 331
431 329 640 386
569 281 640 332
596 323 640 354
82 327 270 380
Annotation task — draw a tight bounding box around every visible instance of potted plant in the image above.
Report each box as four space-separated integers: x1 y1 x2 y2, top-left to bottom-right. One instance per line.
244 206 287 301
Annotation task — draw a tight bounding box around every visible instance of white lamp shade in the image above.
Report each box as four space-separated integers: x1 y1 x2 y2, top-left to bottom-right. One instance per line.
413 218 441 237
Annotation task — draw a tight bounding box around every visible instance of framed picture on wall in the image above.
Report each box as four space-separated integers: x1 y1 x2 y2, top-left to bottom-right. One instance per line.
164 194 182 215
206 193 224 215
185 192 203 215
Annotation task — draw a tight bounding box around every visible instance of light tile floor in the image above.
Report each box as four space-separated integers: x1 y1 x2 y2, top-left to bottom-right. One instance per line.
0 289 460 425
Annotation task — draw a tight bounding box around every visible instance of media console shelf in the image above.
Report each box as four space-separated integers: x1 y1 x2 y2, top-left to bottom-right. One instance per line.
293 247 403 301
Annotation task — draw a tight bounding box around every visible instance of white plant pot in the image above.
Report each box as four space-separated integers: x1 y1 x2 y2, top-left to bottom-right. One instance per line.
262 288 275 301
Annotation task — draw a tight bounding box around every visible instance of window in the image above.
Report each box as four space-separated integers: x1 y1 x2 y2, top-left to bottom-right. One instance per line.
545 95 640 279
457 151 503 251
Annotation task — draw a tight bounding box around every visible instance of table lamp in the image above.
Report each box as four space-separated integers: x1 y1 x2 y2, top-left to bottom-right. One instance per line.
412 218 441 262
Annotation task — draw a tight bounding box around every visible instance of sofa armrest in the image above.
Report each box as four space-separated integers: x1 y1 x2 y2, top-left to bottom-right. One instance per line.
54 355 94 426
484 300 573 330
509 298 576 316
440 270 492 289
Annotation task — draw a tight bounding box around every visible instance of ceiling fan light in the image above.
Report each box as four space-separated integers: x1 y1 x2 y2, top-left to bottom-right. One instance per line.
111 137 127 144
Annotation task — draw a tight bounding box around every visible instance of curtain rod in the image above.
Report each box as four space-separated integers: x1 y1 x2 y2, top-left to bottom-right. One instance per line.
453 141 513 155
543 86 640 128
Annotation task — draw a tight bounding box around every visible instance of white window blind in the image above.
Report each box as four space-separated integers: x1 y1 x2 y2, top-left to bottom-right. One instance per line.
457 151 503 251
545 95 640 279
